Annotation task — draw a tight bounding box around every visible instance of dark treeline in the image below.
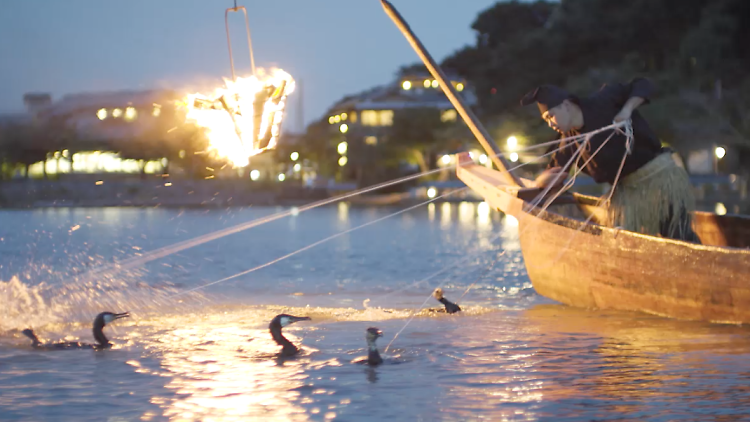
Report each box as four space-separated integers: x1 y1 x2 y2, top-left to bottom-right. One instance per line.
441 0 750 148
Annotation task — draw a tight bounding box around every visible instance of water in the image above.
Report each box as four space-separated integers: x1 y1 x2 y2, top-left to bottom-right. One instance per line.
1 203 750 421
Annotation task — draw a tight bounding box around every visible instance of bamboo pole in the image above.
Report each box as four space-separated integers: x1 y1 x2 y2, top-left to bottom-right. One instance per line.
380 0 522 187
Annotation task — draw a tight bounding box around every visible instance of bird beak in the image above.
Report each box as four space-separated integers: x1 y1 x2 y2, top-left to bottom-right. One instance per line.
113 312 130 321
290 316 311 323
376 330 383 338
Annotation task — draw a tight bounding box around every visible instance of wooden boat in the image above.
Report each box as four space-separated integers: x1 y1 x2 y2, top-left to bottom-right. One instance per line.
380 0 750 324
456 158 750 324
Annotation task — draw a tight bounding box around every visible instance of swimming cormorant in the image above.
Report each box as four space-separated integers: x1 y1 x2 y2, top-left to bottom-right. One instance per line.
269 314 311 357
433 288 461 314
352 327 384 366
22 311 130 350
365 327 383 365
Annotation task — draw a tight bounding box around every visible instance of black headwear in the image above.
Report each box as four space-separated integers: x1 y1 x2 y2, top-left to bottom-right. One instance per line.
520 85 575 115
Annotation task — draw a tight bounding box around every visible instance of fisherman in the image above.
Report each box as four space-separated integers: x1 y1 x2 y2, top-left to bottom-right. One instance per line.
521 78 700 242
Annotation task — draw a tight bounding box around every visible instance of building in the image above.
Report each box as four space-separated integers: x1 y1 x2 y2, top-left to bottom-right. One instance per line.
1 89 286 181
320 71 478 186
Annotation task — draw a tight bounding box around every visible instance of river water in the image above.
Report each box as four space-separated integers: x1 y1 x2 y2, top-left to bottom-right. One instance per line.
1 203 749 421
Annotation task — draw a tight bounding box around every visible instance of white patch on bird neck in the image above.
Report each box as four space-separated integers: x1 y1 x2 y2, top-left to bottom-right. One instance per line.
280 317 291 327
103 314 114 324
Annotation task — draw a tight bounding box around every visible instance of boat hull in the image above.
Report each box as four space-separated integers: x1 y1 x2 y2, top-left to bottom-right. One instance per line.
456 158 750 324
519 209 750 324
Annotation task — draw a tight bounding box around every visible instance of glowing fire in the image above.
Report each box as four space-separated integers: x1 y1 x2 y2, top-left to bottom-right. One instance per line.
184 68 295 167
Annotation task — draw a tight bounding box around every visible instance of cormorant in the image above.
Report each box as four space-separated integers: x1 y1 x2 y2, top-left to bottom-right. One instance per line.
269 314 311 357
365 327 383 365
353 327 384 366
433 288 461 314
22 311 130 350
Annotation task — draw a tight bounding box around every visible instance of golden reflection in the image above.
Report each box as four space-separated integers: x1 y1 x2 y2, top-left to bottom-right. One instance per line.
458 201 475 226
338 202 349 223
133 311 327 421
440 202 452 228
519 304 750 410
428 203 436 222
477 201 491 230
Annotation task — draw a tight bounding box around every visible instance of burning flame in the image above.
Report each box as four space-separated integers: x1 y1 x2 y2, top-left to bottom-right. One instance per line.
184 68 295 167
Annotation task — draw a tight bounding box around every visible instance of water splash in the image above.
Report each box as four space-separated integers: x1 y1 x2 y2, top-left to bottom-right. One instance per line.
0 277 64 331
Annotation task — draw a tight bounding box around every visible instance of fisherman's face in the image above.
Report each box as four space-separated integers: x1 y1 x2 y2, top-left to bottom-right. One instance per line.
542 101 574 134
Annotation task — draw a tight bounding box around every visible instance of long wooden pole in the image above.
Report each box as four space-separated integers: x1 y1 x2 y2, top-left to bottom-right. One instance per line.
380 0 522 187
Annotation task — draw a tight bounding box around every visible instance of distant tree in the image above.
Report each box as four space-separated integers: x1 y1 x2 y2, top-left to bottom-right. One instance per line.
385 108 453 174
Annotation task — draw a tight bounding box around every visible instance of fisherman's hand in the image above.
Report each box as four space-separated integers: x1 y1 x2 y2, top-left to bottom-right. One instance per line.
613 108 632 123
535 167 568 189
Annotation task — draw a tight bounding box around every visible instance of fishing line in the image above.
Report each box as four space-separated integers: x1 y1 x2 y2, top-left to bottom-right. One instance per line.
168 187 467 298
365 140 578 306
65 122 626 287
383 124 633 351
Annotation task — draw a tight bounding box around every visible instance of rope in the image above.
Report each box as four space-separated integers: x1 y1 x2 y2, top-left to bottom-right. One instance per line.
384 133 594 352
169 187 466 298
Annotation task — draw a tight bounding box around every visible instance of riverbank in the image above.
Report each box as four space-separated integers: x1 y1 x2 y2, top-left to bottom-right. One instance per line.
0 176 746 214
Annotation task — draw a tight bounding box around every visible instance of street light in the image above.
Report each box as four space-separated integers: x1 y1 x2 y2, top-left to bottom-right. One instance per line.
293 163 301 172
441 154 451 165
290 152 299 161
507 136 518 149
427 187 437 199
509 152 519 162
337 141 348 155
250 170 260 181
338 156 348 166
278 173 286 182
339 123 348 133
715 146 726 159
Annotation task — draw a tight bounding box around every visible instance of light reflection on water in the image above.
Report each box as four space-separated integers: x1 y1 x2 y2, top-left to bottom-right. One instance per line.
2 205 750 420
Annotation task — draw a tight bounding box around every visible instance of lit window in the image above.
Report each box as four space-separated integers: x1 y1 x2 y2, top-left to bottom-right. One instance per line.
328 116 335 124
456 83 465 92
341 112 348 121
361 110 394 126
349 111 357 123
334 115 341 123
402 81 412 90
441 109 457 122
423 79 431 88
112 108 123 118
431 80 439 88
379 110 394 126
361 110 379 126
338 156 348 166
365 136 378 146
152 106 161 117
293 163 301 172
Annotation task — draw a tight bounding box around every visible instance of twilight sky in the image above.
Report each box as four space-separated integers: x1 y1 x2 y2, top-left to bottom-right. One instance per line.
0 0 502 131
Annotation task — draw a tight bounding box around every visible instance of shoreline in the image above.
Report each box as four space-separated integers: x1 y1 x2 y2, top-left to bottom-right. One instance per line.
0 178 746 213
